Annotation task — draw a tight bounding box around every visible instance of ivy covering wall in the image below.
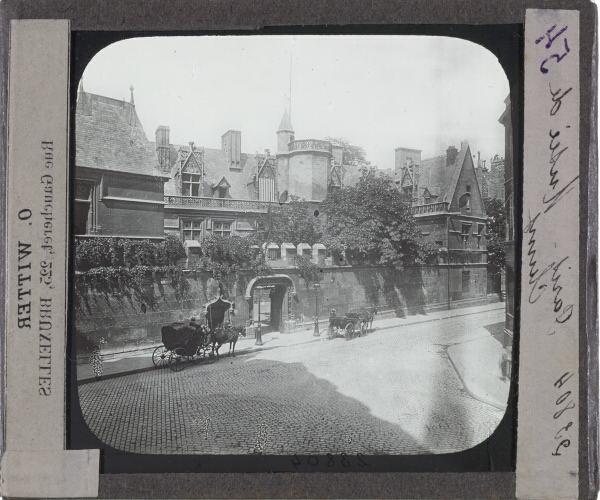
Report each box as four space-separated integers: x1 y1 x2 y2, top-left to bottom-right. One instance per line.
74 236 189 313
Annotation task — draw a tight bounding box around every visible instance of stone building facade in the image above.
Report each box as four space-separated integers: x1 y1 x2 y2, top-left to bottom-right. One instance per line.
395 141 489 307
74 87 498 355
74 84 169 240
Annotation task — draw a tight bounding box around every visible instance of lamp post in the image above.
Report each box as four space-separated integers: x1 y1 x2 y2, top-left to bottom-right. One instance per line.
255 287 264 346
313 282 321 336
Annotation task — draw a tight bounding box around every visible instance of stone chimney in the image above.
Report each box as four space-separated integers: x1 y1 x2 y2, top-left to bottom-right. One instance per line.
155 125 171 172
222 130 242 169
446 146 458 166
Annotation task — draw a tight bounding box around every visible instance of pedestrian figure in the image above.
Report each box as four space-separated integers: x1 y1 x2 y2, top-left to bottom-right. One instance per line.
91 337 106 381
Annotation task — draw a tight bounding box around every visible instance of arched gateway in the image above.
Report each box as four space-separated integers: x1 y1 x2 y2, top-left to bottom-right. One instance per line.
245 275 297 333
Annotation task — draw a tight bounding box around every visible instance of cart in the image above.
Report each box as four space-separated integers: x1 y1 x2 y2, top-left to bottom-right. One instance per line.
152 320 213 372
327 310 365 340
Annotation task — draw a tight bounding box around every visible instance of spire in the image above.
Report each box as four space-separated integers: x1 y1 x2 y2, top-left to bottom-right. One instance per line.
77 79 92 116
278 107 294 133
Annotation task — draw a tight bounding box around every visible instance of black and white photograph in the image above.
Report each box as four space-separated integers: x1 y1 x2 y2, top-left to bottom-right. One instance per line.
72 34 514 457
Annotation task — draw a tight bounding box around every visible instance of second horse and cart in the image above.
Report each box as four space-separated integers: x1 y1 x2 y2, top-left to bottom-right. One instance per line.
152 297 246 372
327 307 377 340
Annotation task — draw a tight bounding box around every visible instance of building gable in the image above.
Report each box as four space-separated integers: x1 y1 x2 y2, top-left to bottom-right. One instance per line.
448 144 485 216
401 168 414 188
258 157 277 179
182 150 203 174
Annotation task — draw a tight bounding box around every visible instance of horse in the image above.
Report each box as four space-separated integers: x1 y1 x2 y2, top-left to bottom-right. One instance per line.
210 324 246 359
361 306 378 332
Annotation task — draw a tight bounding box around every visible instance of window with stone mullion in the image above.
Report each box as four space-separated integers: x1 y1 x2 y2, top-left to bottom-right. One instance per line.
183 220 203 241
182 173 202 197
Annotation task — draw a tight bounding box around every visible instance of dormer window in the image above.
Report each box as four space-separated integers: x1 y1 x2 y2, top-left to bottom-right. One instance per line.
218 187 227 198
182 173 202 197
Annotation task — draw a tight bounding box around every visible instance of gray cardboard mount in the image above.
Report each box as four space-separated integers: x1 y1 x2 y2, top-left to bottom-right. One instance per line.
0 0 597 498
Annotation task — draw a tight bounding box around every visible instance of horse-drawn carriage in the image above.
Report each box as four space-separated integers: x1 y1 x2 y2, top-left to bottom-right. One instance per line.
152 297 246 371
204 297 246 360
152 320 214 372
327 307 377 340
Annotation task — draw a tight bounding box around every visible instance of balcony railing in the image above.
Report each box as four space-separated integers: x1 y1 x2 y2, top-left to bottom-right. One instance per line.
289 139 332 153
410 202 450 215
164 195 274 212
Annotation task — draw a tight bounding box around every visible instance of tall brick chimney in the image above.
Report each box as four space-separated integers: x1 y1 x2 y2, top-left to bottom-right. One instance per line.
446 146 458 166
155 125 171 172
222 130 242 169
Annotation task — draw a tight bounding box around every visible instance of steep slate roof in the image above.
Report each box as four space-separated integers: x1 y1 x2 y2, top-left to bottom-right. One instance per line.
278 108 294 132
75 91 164 178
162 142 258 200
416 141 471 203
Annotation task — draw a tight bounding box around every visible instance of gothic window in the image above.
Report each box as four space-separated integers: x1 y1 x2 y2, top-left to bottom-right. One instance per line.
183 220 203 241
213 221 232 237
259 177 275 201
461 222 472 249
182 173 202 196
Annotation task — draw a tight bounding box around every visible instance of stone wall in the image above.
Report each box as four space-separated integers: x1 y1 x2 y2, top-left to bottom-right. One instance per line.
74 263 488 357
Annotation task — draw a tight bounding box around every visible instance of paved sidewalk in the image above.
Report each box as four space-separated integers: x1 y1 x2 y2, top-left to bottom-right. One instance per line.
77 302 505 384
447 335 509 410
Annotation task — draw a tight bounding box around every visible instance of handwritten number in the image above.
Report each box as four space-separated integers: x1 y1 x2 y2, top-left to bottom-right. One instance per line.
554 400 576 419
556 390 571 406
326 454 335 467
536 24 568 49
308 455 318 466
552 439 571 456
340 453 350 467
554 372 573 389
291 454 301 471
540 38 570 74
555 421 573 440
357 454 372 467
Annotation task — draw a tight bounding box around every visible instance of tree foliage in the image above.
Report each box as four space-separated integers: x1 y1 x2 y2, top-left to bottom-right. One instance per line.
325 137 370 166
484 197 506 276
321 171 437 269
196 234 270 295
294 255 323 290
259 200 323 246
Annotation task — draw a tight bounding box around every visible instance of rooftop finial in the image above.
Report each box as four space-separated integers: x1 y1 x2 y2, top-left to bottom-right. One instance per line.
130 85 134 104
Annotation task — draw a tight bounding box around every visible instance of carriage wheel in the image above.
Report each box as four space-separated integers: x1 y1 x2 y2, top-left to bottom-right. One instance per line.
152 346 170 368
344 323 355 340
168 347 187 372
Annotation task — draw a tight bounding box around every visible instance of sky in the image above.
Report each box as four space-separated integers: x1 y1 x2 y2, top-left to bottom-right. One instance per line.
80 35 510 170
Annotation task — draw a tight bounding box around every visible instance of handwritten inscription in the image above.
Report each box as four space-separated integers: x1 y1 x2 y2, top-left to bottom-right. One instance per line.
552 372 575 456
525 20 578 462
536 24 571 74
524 212 573 324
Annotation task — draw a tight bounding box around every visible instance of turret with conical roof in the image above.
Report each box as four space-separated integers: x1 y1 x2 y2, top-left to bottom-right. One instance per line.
277 108 294 153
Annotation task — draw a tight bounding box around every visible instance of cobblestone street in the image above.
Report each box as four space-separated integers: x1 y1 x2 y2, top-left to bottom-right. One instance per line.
78 309 506 455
